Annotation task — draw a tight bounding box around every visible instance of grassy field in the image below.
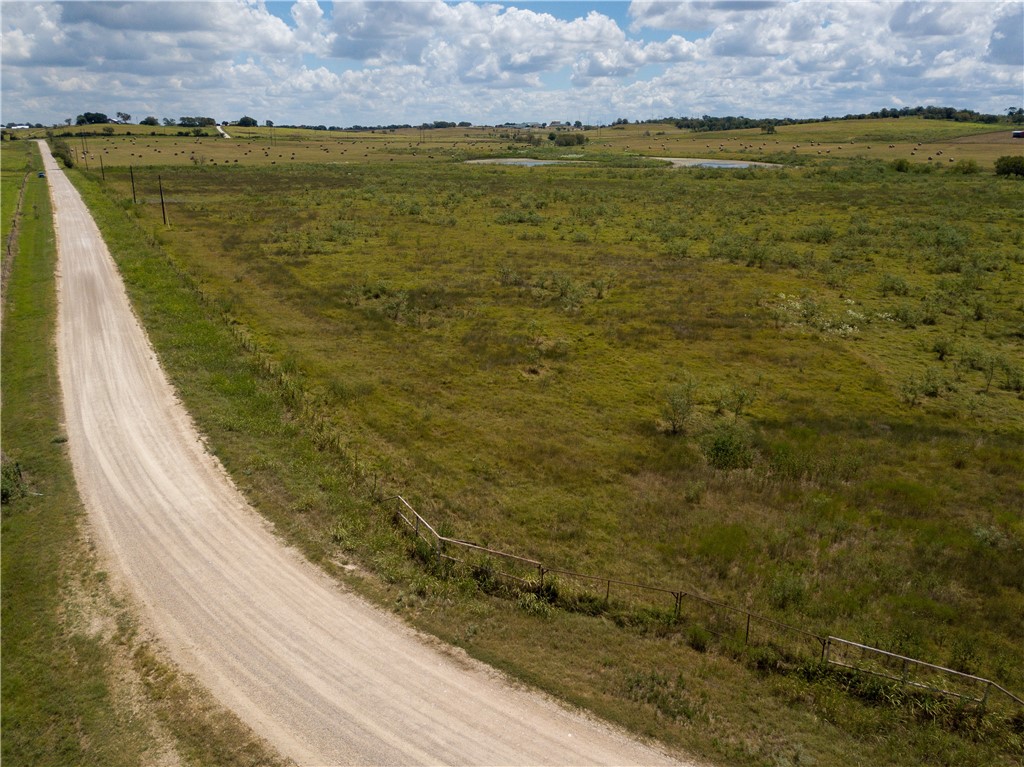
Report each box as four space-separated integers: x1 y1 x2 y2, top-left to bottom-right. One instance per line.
0 140 290 767
23 115 1021 169
18 118 1024 766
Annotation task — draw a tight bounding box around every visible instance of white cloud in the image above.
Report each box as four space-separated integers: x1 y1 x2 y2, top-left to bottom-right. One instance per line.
987 3 1024 65
0 0 1020 127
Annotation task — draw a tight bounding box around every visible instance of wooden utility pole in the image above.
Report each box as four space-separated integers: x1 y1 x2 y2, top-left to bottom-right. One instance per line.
158 174 167 226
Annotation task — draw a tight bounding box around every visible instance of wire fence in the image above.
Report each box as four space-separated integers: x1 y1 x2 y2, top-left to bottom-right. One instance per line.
823 637 1024 712
387 494 1023 714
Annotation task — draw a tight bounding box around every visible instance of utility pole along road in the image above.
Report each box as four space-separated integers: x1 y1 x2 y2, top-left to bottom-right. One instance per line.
43 141 690 766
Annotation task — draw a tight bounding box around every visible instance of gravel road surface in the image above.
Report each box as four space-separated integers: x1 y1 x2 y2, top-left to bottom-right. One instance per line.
43 141 691 766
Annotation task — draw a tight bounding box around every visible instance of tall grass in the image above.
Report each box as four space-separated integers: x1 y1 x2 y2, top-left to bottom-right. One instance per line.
64 125 1024 766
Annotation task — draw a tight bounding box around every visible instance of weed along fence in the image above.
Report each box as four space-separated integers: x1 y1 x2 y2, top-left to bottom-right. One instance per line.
823 637 1024 712
387 495 1024 714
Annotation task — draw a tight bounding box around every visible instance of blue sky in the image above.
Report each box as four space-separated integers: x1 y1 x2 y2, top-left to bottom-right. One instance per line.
2 1 1022 127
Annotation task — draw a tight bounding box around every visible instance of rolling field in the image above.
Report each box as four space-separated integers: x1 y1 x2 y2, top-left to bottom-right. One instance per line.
23 118 1024 766
28 115 1021 168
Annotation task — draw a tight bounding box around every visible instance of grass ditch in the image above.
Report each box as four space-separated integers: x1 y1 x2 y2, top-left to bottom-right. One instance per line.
54 121 1024 766
0 140 290 767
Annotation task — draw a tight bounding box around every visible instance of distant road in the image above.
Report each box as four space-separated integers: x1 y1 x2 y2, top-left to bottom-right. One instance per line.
216 124 231 138
42 140 691 766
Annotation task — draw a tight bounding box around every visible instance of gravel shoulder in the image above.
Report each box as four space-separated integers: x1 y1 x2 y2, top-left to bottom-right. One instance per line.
43 140 693 766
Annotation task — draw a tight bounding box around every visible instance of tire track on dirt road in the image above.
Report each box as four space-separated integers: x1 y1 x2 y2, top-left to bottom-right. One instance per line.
42 140 692 766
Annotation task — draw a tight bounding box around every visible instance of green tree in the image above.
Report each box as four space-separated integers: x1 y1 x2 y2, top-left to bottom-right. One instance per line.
140 116 159 126
50 138 74 167
238 116 258 127
179 116 215 127
75 112 109 125
994 155 1024 176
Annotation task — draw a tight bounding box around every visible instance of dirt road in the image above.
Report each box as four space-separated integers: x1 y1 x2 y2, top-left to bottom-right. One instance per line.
43 141 690 766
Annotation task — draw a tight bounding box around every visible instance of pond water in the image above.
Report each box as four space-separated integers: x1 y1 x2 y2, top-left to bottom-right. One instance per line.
469 157 780 169
693 160 753 169
467 158 565 167
656 157 783 170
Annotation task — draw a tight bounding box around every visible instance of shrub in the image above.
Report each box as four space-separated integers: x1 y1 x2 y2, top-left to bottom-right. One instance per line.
893 303 921 328
661 378 698 435
901 375 923 406
687 625 711 652
495 210 543 225
49 138 74 168
516 591 553 618
879 273 910 297
553 133 587 146
994 155 1024 177
713 385 755 418
709 233 764 263
797 222 835 244
1 455 24 504
701 422 754 470
768 570 806 610
1000 360 1023 393
496 263 523 286
948 159 980 174
932 337 954 361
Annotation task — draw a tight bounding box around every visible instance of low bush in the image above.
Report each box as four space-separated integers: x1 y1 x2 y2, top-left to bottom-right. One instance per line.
701 421 755 470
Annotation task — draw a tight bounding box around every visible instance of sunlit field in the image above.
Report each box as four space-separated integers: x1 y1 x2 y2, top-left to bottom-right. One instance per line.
28 118 1024 766
26 115 1020 168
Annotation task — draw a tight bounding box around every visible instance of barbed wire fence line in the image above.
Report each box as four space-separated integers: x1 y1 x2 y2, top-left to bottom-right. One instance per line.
386 494 1023 715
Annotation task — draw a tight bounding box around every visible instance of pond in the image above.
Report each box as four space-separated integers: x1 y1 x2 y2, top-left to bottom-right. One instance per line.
466 158 577 167
656 157 783 169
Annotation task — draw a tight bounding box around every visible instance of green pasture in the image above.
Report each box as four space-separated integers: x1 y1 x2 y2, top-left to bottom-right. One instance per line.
20 115 1020 170
39 121 1024 765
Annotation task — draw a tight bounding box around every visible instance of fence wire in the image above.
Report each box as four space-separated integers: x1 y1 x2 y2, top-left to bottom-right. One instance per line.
386 495 1022 712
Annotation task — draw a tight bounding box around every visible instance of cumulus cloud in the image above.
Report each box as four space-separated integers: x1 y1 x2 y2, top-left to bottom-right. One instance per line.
987 3 1024 66
0 0 1020 127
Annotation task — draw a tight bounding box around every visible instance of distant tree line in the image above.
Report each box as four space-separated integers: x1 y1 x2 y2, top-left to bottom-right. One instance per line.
176 116 217 127
660 105 1022 132
39 103 1024 134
